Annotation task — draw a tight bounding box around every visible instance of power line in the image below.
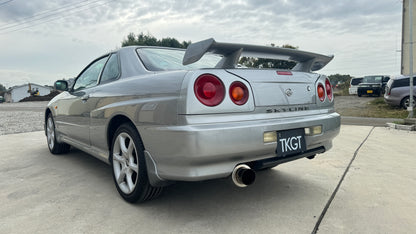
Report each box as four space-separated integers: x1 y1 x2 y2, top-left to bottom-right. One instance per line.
0 0 89 28
0 0 110 32
0 0 114 35
0 0 13 8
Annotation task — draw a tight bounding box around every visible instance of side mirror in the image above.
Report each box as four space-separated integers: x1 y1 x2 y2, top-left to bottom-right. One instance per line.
54 80 69 91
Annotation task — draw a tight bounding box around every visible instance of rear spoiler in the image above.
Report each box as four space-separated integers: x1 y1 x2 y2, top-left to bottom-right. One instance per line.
182 38 333 72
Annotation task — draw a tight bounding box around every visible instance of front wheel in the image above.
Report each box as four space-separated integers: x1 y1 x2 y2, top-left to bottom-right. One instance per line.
110 123 162 203
46 114 70 154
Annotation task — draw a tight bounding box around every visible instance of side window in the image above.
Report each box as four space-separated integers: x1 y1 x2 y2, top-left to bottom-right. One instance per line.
393 78 410 88
100 53 120 84
73 56 108 91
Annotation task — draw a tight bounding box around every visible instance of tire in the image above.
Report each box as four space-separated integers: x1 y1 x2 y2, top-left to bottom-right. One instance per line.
358 93 362 97
46 114 71 154
110 123 162 203
401 96 416 109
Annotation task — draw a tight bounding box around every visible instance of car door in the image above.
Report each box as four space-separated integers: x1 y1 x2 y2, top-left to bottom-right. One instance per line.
88 53 122 149
55 55 109 146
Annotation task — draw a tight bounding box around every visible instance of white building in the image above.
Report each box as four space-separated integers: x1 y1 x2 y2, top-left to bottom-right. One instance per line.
4 83 52 103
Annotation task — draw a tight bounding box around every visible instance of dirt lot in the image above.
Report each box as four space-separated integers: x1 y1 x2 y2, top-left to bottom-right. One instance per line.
0 101 48 135
334 95 377 116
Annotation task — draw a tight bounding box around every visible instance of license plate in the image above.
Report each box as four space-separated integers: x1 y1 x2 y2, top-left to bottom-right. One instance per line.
276 129 306 157
367 90 373 94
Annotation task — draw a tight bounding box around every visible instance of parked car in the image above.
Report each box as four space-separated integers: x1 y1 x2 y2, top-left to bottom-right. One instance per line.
45 38 340 203
357 75 390 97
0 96 4 103
384 75 416 109
348 77 363 95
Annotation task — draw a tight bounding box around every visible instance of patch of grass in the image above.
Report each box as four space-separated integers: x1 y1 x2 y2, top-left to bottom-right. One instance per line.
333 85 350 96
369 98 386 105
334 89 349 96
367 97 408 118
336 97 409 119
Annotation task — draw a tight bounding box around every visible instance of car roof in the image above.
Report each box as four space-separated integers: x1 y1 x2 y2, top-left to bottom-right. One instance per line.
390 75 411 80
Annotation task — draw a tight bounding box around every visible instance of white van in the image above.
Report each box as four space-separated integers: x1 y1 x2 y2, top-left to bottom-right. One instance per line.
349 77 363 95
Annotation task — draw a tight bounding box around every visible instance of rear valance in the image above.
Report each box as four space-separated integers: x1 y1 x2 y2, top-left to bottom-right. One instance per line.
183 38 333 72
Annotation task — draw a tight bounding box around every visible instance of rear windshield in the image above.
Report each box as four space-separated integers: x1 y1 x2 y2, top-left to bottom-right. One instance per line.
363 76 382 83
350 78 363 85
137 48 222 71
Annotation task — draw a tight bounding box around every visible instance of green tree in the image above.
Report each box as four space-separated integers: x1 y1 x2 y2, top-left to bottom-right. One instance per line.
0 83 6 92
239 43 298 69
121 32 190 48
328 74 353 87
121 33 298 69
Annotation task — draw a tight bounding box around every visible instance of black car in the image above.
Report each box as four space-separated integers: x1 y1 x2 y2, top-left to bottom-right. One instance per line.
357 75 390 97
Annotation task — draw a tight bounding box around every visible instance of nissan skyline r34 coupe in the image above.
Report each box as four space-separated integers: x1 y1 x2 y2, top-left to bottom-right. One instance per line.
45 38 340 203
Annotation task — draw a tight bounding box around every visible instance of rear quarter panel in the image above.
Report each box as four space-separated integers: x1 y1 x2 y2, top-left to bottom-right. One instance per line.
87 70 188 154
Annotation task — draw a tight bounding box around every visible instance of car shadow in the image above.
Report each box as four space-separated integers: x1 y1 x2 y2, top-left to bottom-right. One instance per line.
36 146 326 214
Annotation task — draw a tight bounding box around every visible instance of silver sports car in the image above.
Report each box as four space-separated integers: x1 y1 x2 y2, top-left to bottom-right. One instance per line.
45 38 340 203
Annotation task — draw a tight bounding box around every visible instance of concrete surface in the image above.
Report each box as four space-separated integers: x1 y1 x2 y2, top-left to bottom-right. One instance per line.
341 116 403 127
319 127 416 234
0 126 415 233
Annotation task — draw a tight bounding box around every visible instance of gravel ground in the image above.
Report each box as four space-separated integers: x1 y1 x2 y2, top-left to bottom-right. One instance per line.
333 95 377 115
0 101 48 135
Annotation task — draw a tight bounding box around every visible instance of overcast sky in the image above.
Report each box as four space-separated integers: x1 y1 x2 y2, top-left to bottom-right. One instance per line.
0 0 404 87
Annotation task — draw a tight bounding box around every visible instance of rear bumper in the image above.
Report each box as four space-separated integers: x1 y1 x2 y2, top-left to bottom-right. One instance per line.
384 94 401 106
349 87 358 95
139 112 340 183
358 87 381 96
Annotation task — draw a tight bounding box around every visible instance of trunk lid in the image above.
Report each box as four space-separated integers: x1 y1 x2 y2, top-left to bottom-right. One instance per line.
226 69 319 106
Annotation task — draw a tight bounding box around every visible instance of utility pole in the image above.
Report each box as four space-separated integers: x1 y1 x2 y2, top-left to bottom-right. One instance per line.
408 0 414 118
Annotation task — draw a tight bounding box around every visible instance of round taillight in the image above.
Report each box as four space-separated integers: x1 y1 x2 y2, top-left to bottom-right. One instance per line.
194 74 225 106
325 79 333 101
229 81 249 105
317 83 325 102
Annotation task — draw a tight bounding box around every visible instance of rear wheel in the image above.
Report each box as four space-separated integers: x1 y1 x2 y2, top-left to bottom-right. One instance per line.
110 123 162 203
401 96 416 109
46 114 70 154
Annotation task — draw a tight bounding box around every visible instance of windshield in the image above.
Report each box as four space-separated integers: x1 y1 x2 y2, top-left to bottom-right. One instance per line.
137 48 222 71
362 76 382 83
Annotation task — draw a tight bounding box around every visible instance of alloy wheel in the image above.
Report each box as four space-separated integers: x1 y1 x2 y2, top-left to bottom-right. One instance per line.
403 97 416 109
46 117 55 150
112 132 139 194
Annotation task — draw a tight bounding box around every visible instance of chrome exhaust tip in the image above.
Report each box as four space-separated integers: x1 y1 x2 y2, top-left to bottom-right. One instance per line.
231 164 256 187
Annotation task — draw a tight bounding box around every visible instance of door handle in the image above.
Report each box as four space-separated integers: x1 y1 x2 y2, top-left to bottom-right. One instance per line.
81 94 90 102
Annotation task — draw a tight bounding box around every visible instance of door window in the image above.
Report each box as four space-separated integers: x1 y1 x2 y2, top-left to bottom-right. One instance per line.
73 56 108 91
100 54 120 84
